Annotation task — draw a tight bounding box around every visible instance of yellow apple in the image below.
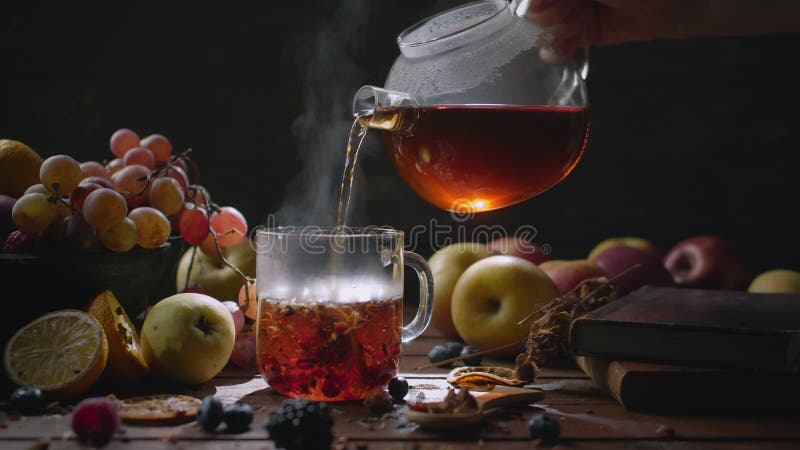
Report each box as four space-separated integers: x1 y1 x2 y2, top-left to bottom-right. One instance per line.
428 242 495 337
451 255 559 357
141 292 235 385
175 241 256 300
748 269 800 294
587 237 660 261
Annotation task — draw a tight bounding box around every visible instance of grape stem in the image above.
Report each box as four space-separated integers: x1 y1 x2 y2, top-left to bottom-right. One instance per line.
198 188 254 311
128 148 194 200
48 191 79 215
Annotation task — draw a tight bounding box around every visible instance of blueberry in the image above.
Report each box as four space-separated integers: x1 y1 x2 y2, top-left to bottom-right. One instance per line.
427 345 453 365
460 345 482 366
223 402 254 433
442 341 464 358
526 414 560 444
197 396 224 432
387 377 409 402
9 386 44 415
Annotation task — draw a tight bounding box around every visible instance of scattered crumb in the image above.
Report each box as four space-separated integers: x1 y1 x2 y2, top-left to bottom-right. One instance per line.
584 409 593 414
27 437 51 450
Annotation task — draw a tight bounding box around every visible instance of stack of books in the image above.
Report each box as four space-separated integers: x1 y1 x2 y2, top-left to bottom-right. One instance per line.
569 286 800 412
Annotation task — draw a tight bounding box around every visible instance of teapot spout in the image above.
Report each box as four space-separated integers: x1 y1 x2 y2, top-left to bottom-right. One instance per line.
353 85 419 133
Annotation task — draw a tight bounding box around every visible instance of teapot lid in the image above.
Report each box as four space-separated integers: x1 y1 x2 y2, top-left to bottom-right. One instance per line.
398 0 510 58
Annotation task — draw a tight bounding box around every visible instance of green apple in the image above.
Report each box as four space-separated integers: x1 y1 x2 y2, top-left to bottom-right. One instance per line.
588 237 660 261
175 241 256 300
748 269 800 294
451 255 559 357
141 292 235 385
429 242 495 337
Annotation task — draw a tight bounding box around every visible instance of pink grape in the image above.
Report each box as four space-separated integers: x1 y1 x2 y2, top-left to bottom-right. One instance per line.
83 188 127 230
140 134 172 164
80 161 110 180
178 203 209 244
110 128 140 158
123 147 155 170
148 177 184 216
222 301 245 335
209 207 247 248
40 155 82 195
173 158 188 173
98 217 138 252
198 233 218 256
128 206 170 248
112 165 150 208
187 184 208 205
237 281 257 320
69 182 102 215
80 176 114 189
63 215 102 252
166 166 189 189
12 193 57 233
229 332 256 368
106 158 124 175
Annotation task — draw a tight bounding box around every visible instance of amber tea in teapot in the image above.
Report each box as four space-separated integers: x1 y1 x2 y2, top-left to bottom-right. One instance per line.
370 104 589 212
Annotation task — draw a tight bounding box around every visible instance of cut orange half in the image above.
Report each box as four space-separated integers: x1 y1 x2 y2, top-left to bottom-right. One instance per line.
86 291 149 383
4 310 108 399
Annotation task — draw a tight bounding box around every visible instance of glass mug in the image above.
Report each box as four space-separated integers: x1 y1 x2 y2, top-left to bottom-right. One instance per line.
254 227 433 401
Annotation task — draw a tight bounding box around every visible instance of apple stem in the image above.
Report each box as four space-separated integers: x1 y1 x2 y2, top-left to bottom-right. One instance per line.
413 342 520 371
183 245 198 292
516 263 643 326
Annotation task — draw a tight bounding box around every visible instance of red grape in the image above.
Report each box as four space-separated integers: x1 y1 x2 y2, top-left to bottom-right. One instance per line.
123 147 155 170
112 165 150 208
178 203 209 245
80 176 114 190
110 129 140 158
229 332 256 368
222 301 245 335
166 166 189 189
69 182 102 215
209 206 247 247
140 134 172 164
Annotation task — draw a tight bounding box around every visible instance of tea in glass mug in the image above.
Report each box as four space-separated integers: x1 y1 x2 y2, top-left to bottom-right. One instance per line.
254 227 433 401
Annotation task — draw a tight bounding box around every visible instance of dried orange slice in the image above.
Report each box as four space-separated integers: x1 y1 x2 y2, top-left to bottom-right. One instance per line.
86 291 148 382
3 310 108 399
119 394 201 426
446 366 526 390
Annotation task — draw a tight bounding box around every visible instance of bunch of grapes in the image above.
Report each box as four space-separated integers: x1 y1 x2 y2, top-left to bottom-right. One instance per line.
5 128 247 255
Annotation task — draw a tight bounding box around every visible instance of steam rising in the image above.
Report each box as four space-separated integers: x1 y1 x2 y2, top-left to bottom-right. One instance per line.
273 0 374 226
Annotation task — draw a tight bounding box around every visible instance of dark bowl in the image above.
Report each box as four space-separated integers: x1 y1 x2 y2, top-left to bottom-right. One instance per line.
0 237 185 345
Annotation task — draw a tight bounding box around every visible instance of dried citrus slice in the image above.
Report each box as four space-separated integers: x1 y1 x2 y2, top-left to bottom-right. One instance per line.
86 291 148 382
119 394 201 425
3 310 108 399
446 366 526 390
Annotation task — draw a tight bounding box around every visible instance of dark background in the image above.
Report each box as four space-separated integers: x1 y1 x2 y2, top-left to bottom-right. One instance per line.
2 0 799 275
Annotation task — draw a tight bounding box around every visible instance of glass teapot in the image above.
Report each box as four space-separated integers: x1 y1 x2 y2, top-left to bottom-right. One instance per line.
355 0 589 213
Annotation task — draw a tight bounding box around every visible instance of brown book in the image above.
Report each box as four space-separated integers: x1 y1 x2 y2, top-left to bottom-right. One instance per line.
570 286 800 373
576 356 800 412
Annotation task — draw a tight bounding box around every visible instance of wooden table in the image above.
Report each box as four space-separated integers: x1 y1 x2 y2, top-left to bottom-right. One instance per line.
2 329 799 450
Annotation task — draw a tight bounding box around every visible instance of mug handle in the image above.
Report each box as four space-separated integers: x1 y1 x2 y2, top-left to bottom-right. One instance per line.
402 251 434 343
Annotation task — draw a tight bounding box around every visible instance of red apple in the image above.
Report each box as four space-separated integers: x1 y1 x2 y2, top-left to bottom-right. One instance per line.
592 246 673 296
663 236 749 290
487 237 550 265
539 259 607 295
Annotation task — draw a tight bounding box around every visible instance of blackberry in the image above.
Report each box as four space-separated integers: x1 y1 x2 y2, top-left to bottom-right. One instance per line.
387 377 409 402
223 402 254 433
527 414 560 444
9 386 44 415
265 399 333 450
460 345 482 366
197 396 224 432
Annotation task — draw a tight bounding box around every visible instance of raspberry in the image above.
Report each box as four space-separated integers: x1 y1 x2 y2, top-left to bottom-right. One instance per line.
71 397 121 447
265 399 333 450
1 229 40 253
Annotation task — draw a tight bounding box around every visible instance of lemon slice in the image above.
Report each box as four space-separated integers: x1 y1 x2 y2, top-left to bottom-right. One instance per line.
86 291 149 383
4 310 108 399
